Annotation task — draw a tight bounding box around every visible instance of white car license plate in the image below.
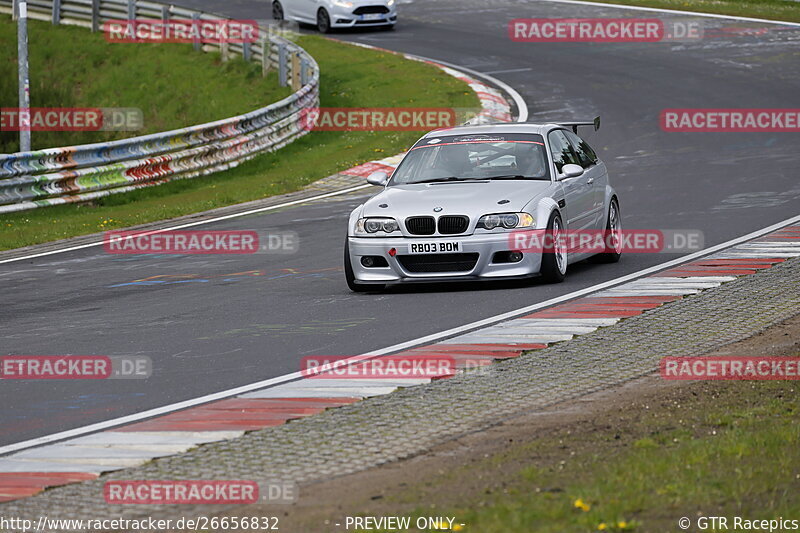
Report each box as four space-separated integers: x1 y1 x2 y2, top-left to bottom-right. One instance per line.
408 241 462 254
362 13 383 20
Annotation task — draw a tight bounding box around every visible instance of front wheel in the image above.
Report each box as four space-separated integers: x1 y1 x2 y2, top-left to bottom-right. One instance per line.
317 8 331 33
540 211 567 283
589 197 622 264
272 1 284 20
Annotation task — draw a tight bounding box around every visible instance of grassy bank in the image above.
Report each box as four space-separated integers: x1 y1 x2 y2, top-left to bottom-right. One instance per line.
578 0 800 23
0 15 291 152
444 382 799 532
0 30 478 250
361 376 800 533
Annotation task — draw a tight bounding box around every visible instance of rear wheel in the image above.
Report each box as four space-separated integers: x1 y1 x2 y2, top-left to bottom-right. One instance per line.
540 211 567 283
589 197 622 264
317 8 331 33
344 238 384 292
272 1 284 20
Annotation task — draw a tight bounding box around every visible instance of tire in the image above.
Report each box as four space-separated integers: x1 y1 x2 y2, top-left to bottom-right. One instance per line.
272 1 284 21
589 197 622 264
344 238 384 292
540 211 567 283
317 8 331 33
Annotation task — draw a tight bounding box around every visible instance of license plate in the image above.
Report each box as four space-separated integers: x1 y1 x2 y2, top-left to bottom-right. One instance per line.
362 13 383 20
408 241 461 254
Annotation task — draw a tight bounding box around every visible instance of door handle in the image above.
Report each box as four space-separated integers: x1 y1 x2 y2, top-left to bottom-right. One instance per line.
586 177 594 184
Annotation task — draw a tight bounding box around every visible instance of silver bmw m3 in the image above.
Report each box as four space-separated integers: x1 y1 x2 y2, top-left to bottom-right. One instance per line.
344 119 622 291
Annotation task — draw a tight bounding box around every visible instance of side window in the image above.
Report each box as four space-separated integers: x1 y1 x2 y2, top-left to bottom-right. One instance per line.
547 130 580 174
564 130 598 168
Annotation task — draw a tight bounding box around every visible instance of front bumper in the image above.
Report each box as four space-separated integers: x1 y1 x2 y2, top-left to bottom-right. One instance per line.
348 233 543 284
330 8 397 28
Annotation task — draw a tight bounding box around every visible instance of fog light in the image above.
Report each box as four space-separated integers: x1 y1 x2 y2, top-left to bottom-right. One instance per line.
360 256 389 268
491 251 524 264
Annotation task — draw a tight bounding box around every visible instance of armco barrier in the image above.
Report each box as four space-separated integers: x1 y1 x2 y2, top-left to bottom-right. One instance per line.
0 0 319 213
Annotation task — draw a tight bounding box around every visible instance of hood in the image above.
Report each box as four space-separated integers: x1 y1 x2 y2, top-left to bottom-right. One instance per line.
361 180 555 221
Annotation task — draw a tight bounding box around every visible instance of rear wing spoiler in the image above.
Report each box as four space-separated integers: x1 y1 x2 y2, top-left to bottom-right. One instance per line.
557 116 601 134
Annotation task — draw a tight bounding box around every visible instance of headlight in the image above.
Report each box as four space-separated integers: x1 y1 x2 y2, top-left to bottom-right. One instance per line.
356 217 400 235
477 212 534 230
387 0 395 6
333 0 354 7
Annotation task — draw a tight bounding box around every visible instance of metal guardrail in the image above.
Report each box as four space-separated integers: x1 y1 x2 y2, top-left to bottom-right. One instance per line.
0 0 319 213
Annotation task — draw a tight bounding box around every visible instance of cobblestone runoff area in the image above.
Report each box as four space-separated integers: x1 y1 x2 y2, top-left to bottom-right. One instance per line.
3 257 799 526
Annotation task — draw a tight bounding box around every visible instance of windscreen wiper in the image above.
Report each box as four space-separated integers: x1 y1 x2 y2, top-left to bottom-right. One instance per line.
413 177 464 184
485 174 550 180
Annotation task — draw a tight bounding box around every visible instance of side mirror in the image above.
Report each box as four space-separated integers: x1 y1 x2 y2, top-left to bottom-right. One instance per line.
560 164 584 179
366 171 389 187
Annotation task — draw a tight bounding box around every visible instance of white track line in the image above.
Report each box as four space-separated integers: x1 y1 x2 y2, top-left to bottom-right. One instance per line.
535 0 800 27
0 185 369 266
1 214 797 456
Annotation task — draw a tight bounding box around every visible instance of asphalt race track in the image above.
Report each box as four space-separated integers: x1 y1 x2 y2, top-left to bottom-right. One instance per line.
1 0 799 447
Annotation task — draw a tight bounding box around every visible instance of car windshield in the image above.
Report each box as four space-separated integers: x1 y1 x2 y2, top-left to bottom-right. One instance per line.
389 133 550 185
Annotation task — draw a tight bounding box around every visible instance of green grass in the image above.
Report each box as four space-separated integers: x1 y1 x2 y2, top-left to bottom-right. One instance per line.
0 15 291 152
579 0 800 23
373 381 800 533
0 28 478 250
472 399 798 532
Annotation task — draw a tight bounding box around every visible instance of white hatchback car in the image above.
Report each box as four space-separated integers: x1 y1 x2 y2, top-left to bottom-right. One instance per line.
272 0 397 33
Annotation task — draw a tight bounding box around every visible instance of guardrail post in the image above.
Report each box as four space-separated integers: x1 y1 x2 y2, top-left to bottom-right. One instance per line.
261 37 271 77
300 57 308 86
221 40 229 62
12 0 18 21
127 0 135 20
243 41 251 62
52 0 61 24
161 4 170 21
290 52 300 91
192 12 200 51
278 43 287 86
91 0 100 31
